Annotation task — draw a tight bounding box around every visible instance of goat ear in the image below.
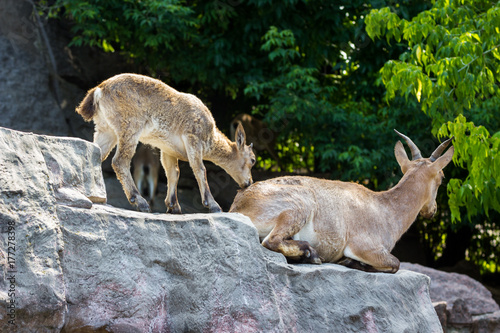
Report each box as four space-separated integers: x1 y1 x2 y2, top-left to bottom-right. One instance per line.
235 122 246 150
394 141 411 174
431 145 454 171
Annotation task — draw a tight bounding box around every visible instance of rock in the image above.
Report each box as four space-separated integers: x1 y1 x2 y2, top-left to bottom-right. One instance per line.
474 311 500 333
448 298 473 326
401 263 499 316
0 127 106 205
60 204 443 332
0 127 443 332
0 1 135 140
55 188 93 209
433 301 448 329
0 0 70 136
401 262 500 332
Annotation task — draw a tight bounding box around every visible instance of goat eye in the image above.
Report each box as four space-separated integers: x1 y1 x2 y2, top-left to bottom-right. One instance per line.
251 158 256 166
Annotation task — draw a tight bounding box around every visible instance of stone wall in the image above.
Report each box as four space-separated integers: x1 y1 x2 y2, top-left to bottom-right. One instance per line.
0 0 133 139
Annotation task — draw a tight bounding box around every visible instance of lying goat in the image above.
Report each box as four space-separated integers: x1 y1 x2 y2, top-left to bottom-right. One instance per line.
230 131 454 273
77 73 255 213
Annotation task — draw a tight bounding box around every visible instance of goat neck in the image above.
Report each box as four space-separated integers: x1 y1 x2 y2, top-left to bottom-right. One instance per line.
205 130 234 163
382 164 431 243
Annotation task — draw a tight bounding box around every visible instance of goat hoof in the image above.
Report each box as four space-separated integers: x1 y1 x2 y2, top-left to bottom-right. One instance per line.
301 255 322 265
303 248 322 264
137 203 151 213
167 205 182 214
132 195 150 213
305 253 322 265
310 257 322 265
209 205 222 213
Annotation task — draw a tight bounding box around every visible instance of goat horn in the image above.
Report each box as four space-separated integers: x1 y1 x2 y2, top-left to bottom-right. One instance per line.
429 136 454 162
394 129 422 160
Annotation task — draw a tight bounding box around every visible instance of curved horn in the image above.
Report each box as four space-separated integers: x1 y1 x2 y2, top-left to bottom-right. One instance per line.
394 129 422 160
429 137 454 162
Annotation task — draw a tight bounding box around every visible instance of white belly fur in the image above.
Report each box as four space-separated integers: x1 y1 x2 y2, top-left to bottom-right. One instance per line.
140 126 188 160
292 211 317 247
343 245 363 262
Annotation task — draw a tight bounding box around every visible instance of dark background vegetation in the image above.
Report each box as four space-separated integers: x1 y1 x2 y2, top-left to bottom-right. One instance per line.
5 0 498 286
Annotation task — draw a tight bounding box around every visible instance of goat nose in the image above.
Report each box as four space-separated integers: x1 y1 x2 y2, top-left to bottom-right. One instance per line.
421 208 436 219
244 179 253 188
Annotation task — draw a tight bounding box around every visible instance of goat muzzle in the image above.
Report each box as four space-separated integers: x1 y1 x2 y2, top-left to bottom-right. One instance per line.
420 207 437 219
242 179 253 188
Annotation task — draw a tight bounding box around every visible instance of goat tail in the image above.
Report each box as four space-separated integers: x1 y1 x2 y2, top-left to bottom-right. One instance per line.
76 86 102 122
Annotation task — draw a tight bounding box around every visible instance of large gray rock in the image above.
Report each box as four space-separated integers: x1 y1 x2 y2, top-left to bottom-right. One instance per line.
0 127 105 331
0 127 443 332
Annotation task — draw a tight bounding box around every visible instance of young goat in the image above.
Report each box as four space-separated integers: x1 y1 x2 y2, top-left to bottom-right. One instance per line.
76 73 255 213
230 131 454 273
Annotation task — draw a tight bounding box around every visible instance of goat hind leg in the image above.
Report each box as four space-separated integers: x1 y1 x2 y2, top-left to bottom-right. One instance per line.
262 210 321 264
112 137 150 212
161 152 182 214
94 128 118 161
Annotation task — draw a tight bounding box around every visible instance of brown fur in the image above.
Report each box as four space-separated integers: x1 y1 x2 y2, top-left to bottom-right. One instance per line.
230 132 454 273
76 86 97 121
76 73 255 213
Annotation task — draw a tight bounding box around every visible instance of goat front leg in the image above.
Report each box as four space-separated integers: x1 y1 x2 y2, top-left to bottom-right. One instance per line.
183 135 222 213
262 210 321 264
337 258 381 272
161 152 182 214
112 138 150 213
341 243 400 273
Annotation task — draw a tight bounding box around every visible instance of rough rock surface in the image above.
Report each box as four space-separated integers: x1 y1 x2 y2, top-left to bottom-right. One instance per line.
0 127 105 331
0 0 134 140
0 127 443 332
0 0 70 136
401 263 500 332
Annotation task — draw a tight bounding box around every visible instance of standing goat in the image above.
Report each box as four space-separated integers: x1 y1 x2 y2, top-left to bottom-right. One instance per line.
230 131 454 273
76 73 255 213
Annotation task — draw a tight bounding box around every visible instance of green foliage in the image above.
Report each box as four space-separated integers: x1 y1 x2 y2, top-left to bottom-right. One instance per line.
366 0 500 271
438 115 500 223
242 2 434 183
46 0 197 71
244 26 335 172
366 0 500 123
366 0 500 217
